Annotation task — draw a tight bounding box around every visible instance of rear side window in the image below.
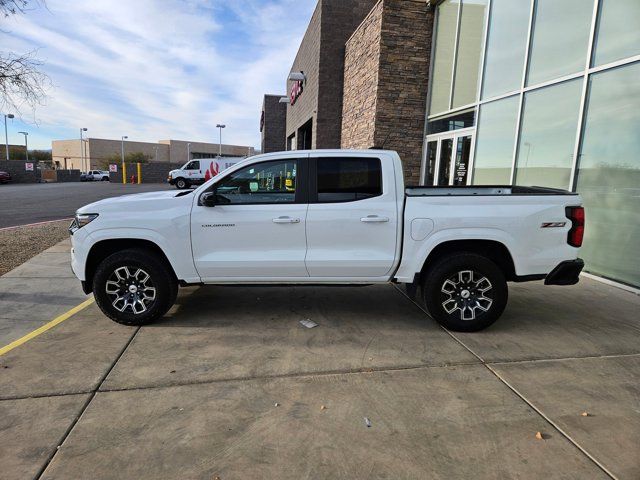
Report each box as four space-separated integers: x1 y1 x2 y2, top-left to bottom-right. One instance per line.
316 157 382 202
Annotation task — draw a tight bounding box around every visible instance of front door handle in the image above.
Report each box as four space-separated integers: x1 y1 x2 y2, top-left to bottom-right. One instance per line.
273 216 301 224
361 215 389 223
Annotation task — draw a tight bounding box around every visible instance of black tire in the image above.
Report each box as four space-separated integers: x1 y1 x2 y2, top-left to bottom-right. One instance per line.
422 253 507 332
101 176 109 181
93 248 178 326
175 178 189 189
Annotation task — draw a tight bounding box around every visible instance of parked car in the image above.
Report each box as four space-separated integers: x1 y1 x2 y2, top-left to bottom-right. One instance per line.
168 157 244 189
0 171 11 184
85 170 110 181
70 149 585 331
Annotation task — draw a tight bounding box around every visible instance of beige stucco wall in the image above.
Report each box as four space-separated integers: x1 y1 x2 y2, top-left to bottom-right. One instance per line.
52 138 256 171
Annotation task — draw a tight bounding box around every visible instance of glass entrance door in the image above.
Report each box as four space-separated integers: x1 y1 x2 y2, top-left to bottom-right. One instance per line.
423 128 475 186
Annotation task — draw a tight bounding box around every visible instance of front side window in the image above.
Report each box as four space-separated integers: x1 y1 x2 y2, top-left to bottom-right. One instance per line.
184 161 200 170
214 159 298 204
316 158 382 202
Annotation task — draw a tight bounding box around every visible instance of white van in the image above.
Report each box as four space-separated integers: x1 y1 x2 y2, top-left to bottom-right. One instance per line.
168 157 244 189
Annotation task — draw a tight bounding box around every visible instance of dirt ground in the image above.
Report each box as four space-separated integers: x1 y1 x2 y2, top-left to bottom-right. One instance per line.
0 220 70 276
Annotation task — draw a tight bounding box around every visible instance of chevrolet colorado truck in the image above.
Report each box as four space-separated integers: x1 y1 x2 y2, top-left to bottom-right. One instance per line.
69 150 585 332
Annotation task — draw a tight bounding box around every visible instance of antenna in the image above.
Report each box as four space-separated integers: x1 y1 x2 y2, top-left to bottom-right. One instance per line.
370 131 393 150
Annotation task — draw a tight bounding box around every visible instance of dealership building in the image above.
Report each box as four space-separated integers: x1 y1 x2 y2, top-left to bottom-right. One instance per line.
260 0 640 289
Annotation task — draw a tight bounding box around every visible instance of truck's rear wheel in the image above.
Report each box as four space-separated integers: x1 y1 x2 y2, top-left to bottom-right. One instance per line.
93 249 178 326
422 253 507 332
175 178 189 189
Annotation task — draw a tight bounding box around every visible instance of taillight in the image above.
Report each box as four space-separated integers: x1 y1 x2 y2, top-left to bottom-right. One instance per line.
566 206 585 247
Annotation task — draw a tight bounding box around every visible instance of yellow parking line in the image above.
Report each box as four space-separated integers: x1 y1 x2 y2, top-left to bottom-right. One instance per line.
0 297 95 356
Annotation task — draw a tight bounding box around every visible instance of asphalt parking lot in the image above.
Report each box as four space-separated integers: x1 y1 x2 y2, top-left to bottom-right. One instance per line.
0 182 174 228
1 238 639 479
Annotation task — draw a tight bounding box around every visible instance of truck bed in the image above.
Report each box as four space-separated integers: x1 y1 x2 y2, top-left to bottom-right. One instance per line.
405 185 578 197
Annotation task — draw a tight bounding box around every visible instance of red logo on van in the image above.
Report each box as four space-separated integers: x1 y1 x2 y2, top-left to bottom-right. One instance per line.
204 161 220 181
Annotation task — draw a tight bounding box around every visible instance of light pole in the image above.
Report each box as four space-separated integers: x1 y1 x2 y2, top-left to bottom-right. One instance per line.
187 142 191 162
18 131 29 161
3 113 14 161
216 124 225 157
154 145 159 163
121 136 128 180
79 128 87 171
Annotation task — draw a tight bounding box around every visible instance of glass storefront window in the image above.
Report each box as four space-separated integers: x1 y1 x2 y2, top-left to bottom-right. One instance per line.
472 96 519 185
592 0 640 67
526 0 594 86
429 0 459 115
452 0 488 108
515 79 582 189
424 141 437 185
481 0 530 99
427 110 475 135
575 62 640 286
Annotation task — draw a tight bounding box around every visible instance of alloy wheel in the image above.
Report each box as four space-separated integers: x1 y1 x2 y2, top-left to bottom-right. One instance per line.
440 270 493 321
105 266 157 315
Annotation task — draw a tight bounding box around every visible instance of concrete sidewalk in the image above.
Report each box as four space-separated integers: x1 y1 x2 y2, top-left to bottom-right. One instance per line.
0 239 638 479
0 237 89 346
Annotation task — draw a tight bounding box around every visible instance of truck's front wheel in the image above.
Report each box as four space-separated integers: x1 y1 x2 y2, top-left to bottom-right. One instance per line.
175 178 189 189
93 249 178 326
422 253 507 332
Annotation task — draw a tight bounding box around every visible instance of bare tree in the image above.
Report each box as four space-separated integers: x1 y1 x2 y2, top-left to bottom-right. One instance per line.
1 1 32 17
1 0 49 114
0 51 49 112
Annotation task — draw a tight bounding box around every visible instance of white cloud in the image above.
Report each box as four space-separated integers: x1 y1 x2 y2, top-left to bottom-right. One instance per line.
0 0 316 149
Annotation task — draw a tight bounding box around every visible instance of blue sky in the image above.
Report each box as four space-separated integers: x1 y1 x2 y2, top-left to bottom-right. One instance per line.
0 0 316 150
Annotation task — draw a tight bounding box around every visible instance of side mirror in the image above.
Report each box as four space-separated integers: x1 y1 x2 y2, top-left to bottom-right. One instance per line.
200 191 217 207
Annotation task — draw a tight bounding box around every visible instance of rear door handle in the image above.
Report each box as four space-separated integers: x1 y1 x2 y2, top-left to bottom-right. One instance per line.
361 215 389 223
273 216 300 224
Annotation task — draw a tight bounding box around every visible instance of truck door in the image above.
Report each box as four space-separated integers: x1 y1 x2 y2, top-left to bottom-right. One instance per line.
305 154 399 278
191 155 309 279
183 160 200 180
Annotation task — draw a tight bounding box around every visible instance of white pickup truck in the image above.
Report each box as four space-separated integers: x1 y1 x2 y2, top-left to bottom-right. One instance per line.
70 150 585 332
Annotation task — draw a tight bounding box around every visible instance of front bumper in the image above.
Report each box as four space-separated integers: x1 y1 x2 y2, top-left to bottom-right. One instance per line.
544 258 584 286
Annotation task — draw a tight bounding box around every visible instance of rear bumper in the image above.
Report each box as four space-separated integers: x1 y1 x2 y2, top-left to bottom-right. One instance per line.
544 258 584 286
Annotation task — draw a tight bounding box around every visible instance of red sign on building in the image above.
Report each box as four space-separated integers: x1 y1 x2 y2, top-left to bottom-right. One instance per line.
290 80 304 105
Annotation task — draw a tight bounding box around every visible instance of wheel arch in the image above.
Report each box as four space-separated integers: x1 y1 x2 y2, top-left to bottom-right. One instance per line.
419 239 516 282
84 238 178 294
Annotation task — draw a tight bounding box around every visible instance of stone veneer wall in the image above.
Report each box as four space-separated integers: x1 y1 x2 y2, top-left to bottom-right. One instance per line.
342 0 433 185
261 95 287 153
315 0 380 148
286 0 379 149
341 0 384 151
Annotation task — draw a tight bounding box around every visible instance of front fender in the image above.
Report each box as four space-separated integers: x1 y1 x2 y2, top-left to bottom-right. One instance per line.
84 227 200 283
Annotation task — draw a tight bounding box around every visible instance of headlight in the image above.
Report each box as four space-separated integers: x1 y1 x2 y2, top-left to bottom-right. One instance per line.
69 213 99 234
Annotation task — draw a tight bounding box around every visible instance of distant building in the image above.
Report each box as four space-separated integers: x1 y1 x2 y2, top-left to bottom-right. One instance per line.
51 138 256 171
